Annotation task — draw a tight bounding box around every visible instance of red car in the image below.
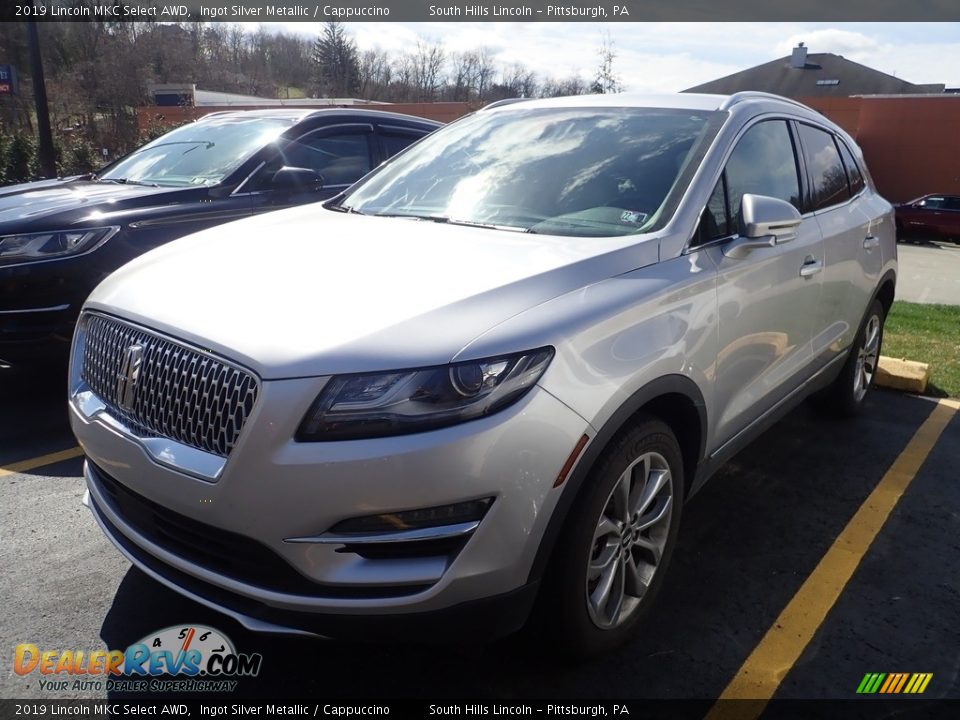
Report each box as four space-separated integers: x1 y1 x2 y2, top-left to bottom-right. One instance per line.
895 194 960 243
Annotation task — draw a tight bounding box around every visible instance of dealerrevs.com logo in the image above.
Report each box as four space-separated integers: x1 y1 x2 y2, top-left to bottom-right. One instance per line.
14 625 262 693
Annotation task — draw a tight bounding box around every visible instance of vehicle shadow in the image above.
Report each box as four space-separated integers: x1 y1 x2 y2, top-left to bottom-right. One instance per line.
0 364 75 465
98 390 940 700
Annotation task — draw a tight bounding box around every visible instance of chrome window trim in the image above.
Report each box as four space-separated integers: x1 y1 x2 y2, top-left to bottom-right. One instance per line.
682 111 871 254
794 121 866 215
681 113 806 255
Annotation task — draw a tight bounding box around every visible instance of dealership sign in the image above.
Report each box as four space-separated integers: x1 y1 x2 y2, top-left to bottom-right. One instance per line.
0 65 17 96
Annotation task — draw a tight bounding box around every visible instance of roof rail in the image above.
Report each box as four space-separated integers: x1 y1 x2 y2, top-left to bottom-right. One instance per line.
480 98 532 111
719 91 814 112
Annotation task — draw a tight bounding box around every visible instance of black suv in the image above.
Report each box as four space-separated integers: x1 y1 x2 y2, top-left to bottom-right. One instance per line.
0 109 440 366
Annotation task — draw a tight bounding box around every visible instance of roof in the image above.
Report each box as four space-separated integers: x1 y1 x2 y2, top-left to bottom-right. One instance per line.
483 93 731 112
196 107 442 127
684 53 944 98
194 89 385 107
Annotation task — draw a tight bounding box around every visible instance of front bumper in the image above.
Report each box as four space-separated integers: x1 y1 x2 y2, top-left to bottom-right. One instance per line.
0 304 76 365
72 380 590 634
0 252 117 366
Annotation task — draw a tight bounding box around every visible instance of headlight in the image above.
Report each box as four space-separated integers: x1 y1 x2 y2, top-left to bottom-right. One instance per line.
0 226 119 264
297 347 554 441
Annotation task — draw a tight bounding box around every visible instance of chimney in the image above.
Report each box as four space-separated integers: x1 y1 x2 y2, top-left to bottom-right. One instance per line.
790 42 808 69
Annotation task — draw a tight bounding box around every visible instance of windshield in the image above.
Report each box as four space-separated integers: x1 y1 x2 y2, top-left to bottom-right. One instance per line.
99 116 294 187
340 107 722 237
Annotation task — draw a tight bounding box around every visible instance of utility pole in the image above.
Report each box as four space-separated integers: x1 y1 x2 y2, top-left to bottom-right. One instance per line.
26 20 56 178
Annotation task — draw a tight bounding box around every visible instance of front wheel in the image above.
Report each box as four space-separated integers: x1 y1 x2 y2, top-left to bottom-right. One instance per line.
542 417 684 658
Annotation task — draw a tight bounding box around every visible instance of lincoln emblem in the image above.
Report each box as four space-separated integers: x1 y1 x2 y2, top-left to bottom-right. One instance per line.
116 344 144 411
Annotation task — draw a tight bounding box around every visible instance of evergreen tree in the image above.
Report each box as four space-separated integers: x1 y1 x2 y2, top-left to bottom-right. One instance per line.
312 22 360 98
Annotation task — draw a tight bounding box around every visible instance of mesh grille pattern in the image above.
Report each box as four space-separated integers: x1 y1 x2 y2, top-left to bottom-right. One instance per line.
81 313 259 457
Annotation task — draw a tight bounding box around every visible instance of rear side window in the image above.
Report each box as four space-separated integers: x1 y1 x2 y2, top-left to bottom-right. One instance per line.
798 124 850 211
836 139 865 196
945 197 960 211
381 130 427 159
725 120 802 231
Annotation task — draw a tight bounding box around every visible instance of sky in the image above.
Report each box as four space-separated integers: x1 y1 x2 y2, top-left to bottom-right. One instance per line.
259 22 960 92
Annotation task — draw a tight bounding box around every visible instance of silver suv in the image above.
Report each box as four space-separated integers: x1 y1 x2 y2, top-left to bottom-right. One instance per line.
70 92 896 657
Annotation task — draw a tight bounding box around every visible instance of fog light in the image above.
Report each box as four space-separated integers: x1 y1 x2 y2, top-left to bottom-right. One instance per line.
330 498 493 534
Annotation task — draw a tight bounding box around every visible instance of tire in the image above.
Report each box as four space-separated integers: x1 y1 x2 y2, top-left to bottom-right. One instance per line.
815 298 885 417
541 416 684 659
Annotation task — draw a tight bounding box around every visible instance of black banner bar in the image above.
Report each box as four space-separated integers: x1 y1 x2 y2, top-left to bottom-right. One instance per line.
2 699 959 720
4 0 960 23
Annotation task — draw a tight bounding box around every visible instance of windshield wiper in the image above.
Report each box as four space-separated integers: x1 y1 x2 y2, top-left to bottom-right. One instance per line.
96 177 160 187
327 202 364 214
371 213 529 233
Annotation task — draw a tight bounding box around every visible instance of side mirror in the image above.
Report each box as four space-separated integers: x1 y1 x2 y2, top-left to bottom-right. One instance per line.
724 194 802 259
271 166 325 193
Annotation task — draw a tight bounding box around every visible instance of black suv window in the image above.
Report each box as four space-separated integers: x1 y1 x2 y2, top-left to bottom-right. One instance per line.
944 197 960 211
250 129 373 191
381 129 427 158
798 124 850 211
285 131 372 186
725 120 802 231
920 196 946 209
836 139 865 196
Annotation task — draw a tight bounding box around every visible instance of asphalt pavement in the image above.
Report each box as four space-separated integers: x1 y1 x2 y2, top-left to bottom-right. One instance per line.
1 365 958 704
896 239 960 304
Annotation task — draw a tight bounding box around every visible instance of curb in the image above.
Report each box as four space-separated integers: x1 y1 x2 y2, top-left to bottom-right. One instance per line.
876 356 930 394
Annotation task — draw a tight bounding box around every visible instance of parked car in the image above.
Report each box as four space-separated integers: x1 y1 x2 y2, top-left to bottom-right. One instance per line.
0 109 440 367
895 194 960 243
70 92 896 657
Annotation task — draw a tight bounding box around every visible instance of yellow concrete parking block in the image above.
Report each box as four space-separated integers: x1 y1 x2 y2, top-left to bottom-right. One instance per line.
875 356 930 394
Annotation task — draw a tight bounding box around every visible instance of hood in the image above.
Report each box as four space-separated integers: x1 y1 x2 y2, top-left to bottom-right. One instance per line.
0 178 181 227
86 204 658 379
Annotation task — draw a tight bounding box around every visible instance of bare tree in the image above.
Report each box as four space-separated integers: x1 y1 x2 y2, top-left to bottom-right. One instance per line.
448 50 479 101
540 75 589 98
358 48 392 100
475 47 497 101
592 32 623 94
410 40 445 102
492 63 538 100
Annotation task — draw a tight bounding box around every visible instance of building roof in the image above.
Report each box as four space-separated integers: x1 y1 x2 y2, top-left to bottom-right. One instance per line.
146 83 385 108
684 49 944 98
194 89 385 107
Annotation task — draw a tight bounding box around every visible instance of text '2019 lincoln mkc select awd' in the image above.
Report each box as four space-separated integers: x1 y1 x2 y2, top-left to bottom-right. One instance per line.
70 92 896 657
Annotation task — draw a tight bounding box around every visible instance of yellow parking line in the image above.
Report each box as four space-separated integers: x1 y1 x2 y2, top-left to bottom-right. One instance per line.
705 397 959 719
0 447 84 477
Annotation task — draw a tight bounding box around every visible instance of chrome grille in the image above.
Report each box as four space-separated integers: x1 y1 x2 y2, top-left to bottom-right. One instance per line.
80 313 259 457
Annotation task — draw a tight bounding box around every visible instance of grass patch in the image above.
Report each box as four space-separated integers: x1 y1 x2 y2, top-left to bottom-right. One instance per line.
279 86 307 99
883 301 960 397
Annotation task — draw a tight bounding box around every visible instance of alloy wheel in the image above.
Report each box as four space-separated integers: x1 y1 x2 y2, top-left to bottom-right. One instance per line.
853 314 881 403
585 451 673 629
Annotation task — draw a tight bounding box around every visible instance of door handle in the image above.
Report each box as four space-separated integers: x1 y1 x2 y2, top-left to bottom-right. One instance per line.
799 258 823 278
863 235 880 250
